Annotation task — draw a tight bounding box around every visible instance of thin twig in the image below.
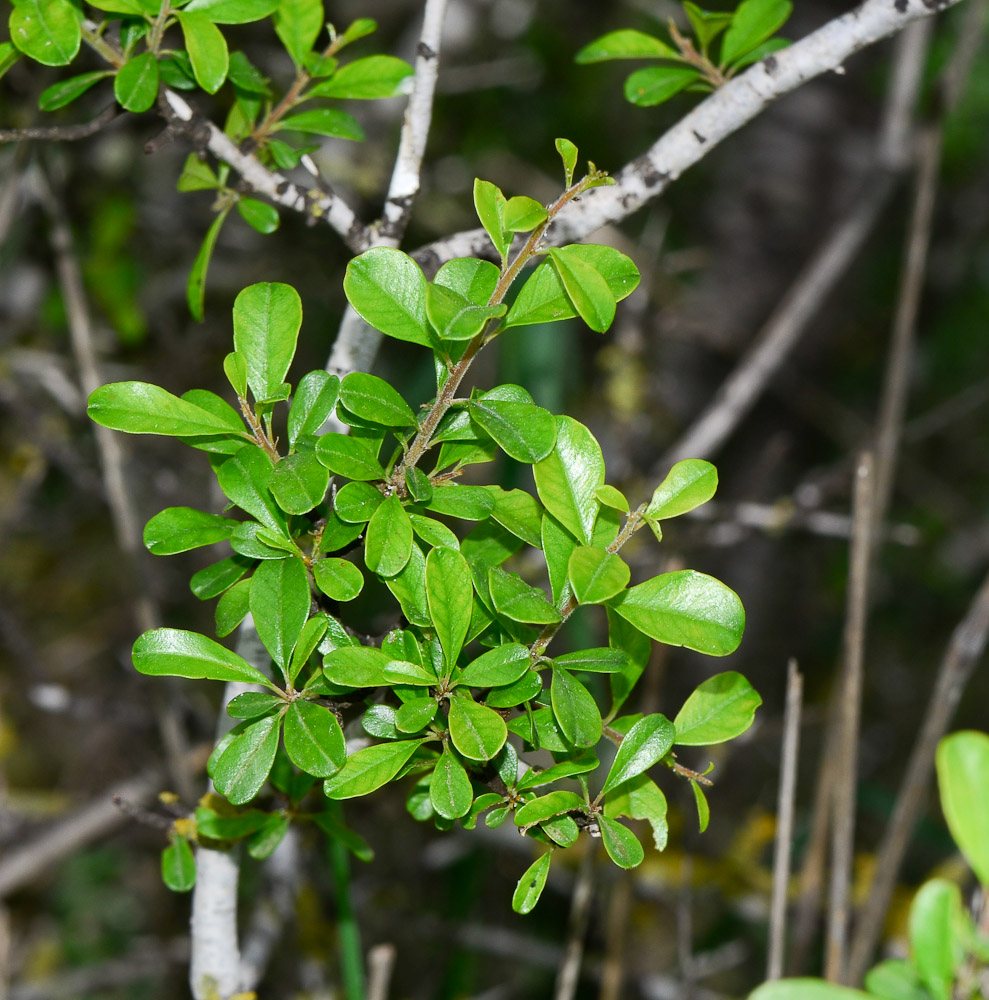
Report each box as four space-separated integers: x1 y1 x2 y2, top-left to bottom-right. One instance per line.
825 452 874 984
678 854 696 1000
598 873 632 1000
367 943 397 1000
0 104 122 143
553 843 597 1000
767 660 803 981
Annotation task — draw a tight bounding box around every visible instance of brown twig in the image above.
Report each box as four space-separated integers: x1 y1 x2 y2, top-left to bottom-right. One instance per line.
553 843 597 1000
0 105 122 144
598 873 632 1000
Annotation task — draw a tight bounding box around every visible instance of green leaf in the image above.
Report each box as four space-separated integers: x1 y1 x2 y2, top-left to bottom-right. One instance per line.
568 545 630 605
936 730 989 885
307 54 412 98
542 514 576 605
162 834 196 892
512 851 551 914
332 481 382 523
514 790 585 828
430 747 472 819
551 666 602 748
227 49 271 93
382 658 436 686
133 628 275 688
595 485 629 512
0 42 21 81
505 246 639 329
176 11 228 94
9 0 80 66
159 51 196 89
555 137 578 187
273 0 322 66
426 546 473 673
516 753 598 791
344 248 431 347
143 507 232 555
278 108 364 141
720 0 792 67
336 16 376 48
283 699 345 777
434 257 500 305
488 566 560 625
313 558 364 602
395 697 436 733
269 452 328 514
229 522 292 560
448 696 507 761
673 671 761 745
227 691 283 719
624 66 701 107
609 569 745 656
88 381 245 438
222 355 248 401
425 283 504 342
190 555 252 599
385 542 431 627
542 814 580 847
182 0 279 23
545 247 616 333
365 495 413 577
554 647 630 673
324 739 427 799
39 70 112 111
468 399 557 464
213 714 281 804
459 644 529 688
339 372 417 428
287 613 327 684
864 960 931 1000
287 371 339 446
909 878 961 1000
533 416 604 545
232 282 301 403
749 982 879 1000
318 512 363 555
215 578 251 637
646 459 718 520
691 779 710 832
683 3 734 54
186 208 230 321
247 813 289 858
322 645 392 688
473 178 510 260
597 815 644 869
237 198 279 235
315 433 385 481
113 51 159 112
604 774 668 850
486 668 542 708
249 557 309 673
575 29 678 63
607 608 650 718
426 484 495 521
503 196 547 233
729 35 790 70
602 713 675 794
484 487 542 547
216 445 284 531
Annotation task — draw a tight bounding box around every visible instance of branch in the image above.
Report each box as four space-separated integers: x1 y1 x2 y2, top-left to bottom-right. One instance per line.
0 104 122 143
412 0 965 271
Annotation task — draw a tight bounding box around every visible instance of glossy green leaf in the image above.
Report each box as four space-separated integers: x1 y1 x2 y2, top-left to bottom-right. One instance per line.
410 514 458 550
459 644 528 688
162 834 196 892
318 514 364 557
542 514 576 605
278 108 364 141
602 713 675 794
308 54 412 98
322 645 392 688
213 714 281 804
683 3 734 53
607 608 650 718
568 545 630 605
158 52 196 89
673 671 761 745
221 352 248 397
232 282 301 404
323 738 427 799
215 578 252 637
448 696 507 761
227 49 271 93
554 647 630 673
216 445 284 531
468 399 557 464
133 628 275 688
237 197 279 234
268 452 328 515
473 178 510 259
512 851 551 914
936 730 989 885
313 558 364 602
551 666 602 748
555 137 577 187
646 459 718 520
595 485 629 512
187 208 229 321
483 487 542 547
691 779 710 832
546 247 616 333
331 482 381 523
533 416 604 544
749 982 878 1000
908 879 961 1000
344 248 431 347
364 496 413 578
88 381 246 438
425 283 504 342
227 691 283 720
485 669 542 708
229 522 292 559
430 746 472 819
542 814 580 847
729 35 790 70
426 484 495 521
314 433 385 481
249 556 309 672
508 706 571 752
283 699 345 777
604 774 668 851
39 70 112 111
190 555 252 599
503 196 547 233
0 42 21 80
385 542 431 627
287 613 327 684
143 507 233 555
863 960 931 1000
597 814 644 869
434 257 500 305
182 0 279 23
516 753 597 792
176 11 228 94
9 0 80 66
273 0 322 66
514 790 585 828
113 52 158 112
624 66 700 107
395 697 436 733
575 28 678 63
339 372 417 428
425 546 472 672
720 0 792 66
382 659 436 686
609 569 745 656
336 16 376 48
287 371 339 446
488 566 560 625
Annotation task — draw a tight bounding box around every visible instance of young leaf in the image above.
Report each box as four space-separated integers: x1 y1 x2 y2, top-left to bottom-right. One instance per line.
339 372 417 428
315 433 386 481
646 459 718 520
215 578 251 637
595 485 629 512
720 0 792 67
176 11 229 94
542 514 576 605
323 738 428 799
604 774 668 850
597 815 644 869
143 507 233 555
862 960 931 1000
533 416 605 545
287 613 328 684
683 3 734 54
232 282 302 404
691 779 710 832
307 54 413 98
88 381 247 438
468 399 557 464
516 753 598 791
601 714 675 794
365 495 413 577
9 0 80 66
448 696 507 761
269 452 329 515
278 108 364 141
287 370 339 446
39 70 112 111
433 257 500 305
936 730 989 885
344 247 431 347
554 647 630 673
609 569 745 656
410 514 457 549
473 178 510 260
181 0 279 24
550 667 602 748
237 198 279 234
249 557 310 672
222 353 248 398
430 746 472 819
624 66 701 107
512 851 551 914
333 481 383 523
488 567 561 625
749 983 877 1000
503 196 547 233
575 29 678 63
213 714 282 804
425 283 504 342
113 52 159 113
273 0 322 66
568 545 630 605
459 644 529 688
187 208 230 321
283 699 346 777
162 834 196 892
546 247 616 333
133 628 276 688
484 487 543 547
673 671 761 745
555 137 578 187
426 546 473 673
313 557 364 602
0 42 20 81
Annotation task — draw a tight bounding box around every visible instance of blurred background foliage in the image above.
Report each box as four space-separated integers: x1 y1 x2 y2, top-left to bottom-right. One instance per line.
2 0 989 997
